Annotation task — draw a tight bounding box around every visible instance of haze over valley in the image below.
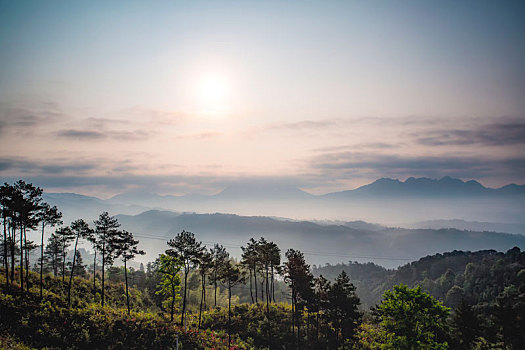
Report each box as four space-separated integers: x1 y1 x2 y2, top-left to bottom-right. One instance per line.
37 176 525 268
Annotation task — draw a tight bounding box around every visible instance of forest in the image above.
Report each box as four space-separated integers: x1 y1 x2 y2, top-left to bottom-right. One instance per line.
1 180 524 349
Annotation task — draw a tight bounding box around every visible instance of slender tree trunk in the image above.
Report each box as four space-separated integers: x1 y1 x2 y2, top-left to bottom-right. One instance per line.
67 235 79 307
254 266 258 303
24 227 29 288
181 265 188 327
249 269 254 303
214 269 218 307
53 244 58 276
93 250 96 295
20 226 24 294
125 259 130 315
266 265 272 349
198 273 204 328
101 242 105 307
291 287 296 343
40 222 45 298
170 276 175 321
271 265 275 302
261 279 264 301
62 237 67 283
203 275 207 310
3 217 8 286
10 225 15 282
228 282 232 347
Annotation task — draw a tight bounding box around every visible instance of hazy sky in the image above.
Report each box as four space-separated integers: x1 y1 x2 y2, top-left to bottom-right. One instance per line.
1 0 524 196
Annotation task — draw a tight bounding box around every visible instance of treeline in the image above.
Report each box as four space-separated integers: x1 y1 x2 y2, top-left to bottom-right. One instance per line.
314 247 525 349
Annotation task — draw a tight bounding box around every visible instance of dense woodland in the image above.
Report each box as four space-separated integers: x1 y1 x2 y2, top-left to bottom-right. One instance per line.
1 180 524 349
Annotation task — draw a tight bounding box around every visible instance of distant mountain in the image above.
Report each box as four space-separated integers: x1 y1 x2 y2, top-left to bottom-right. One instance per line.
324 176 525 198
213 182 312 200
43 192 150 223
115 209 525 268
42 176 525 227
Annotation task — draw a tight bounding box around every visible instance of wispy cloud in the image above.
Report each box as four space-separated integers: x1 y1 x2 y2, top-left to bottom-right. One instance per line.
414 117 525 146
0 103 67 131
0 157 98 175
56 129 106 140
309 151 525 180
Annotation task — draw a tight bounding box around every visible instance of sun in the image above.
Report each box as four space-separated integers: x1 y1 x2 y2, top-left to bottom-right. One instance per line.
196 74 232 115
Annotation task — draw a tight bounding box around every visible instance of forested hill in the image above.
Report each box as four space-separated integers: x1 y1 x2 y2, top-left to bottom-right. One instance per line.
312 247 525 309
115 210 525 268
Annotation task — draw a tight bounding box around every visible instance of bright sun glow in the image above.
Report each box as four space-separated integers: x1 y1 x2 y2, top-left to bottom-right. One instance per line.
196 75 232 115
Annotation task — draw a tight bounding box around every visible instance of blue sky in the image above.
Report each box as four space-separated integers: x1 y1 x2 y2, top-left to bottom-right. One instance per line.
1 0 524 196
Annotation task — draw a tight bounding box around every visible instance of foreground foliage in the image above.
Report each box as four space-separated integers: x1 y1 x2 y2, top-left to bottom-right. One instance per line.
0 271 245 349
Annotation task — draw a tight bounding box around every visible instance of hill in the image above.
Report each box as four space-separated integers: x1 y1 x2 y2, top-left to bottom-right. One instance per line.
313 247 525 310
115 210 525 268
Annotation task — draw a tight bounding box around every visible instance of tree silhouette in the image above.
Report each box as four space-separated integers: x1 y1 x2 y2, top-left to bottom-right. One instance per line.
451 299 481 349
241 238 259 303
284 248 314 349
313 275 331 343
37 203 62 298
326 271 361 346
156 253 182 322
167 230 204 327
219 258 246 347
67 219 93 307
197 248 213 328
0 183 19 284
55 226 74 282
44 232 62 276
67 250 86 277
93 212 121 306
13 180 43 294
113 230 144 315
0 183 13 285
210 243 228 307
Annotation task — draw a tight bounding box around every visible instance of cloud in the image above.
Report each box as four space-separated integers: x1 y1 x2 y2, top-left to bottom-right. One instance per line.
0 157 99 175
312 143 395 153
414 117 525 146
0 103 67 128
55 128 150 141
56 129 106 140
309 151 525 181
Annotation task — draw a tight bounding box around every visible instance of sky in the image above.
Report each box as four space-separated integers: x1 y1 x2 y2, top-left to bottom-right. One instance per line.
1 0 524 197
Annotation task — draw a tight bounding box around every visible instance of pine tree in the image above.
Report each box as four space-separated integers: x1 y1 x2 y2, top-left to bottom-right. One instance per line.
197 248 213 328
166 230 204 327
93 212 121 306
113 230 144 315
210 243 228 307
156 254 182 322
326 271 361 346
67 219 94 307
67 250 87 277
241 238 259 303
44 232 62 276
37 203 62 298
55 226 75 282
452 299 481 349
284 248 314 349
219 258 246 347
